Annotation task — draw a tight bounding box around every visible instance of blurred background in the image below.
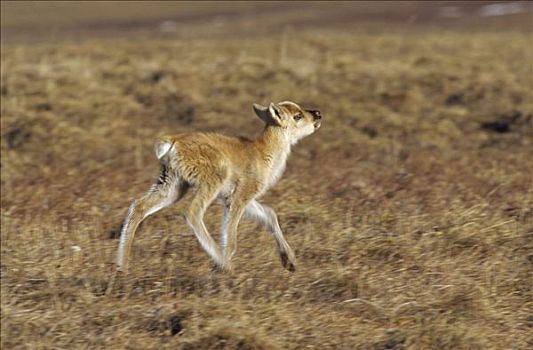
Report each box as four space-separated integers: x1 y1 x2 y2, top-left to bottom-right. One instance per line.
2 1 533 43
1 1 532 349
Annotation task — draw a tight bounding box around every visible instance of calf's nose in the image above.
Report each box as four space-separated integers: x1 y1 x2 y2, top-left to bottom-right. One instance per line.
309 110 322 120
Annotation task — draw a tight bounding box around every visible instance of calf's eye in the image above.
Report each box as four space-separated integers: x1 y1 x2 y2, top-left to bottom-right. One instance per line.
293 114 303 121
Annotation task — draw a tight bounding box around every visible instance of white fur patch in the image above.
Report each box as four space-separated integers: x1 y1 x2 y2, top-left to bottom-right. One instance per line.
220 208 229 251
117 200 136 267
154 141 172 160
292 123 315 145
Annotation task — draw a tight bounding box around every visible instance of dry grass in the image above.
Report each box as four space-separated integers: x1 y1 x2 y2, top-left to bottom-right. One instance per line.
1 2 533 349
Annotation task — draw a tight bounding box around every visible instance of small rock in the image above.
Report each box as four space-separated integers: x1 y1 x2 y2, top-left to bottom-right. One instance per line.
149 71 163 84
168 315 183 335
481 120 510 133
34 102 52 111
362 126 378 138
3 127 32 149
445 93 464 105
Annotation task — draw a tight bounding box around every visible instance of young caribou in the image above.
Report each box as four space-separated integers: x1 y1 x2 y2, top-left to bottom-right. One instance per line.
116 101 322 273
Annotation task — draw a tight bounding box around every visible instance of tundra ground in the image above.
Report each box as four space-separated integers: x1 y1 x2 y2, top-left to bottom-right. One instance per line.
1 2 532 349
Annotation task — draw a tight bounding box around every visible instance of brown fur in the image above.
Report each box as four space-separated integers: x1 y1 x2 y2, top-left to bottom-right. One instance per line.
116 101 322 273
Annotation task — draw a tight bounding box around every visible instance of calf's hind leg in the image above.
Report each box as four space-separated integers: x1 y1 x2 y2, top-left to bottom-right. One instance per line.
116 177 184 272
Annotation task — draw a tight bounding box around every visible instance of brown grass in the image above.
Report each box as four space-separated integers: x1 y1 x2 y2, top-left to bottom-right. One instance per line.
1 2 533 349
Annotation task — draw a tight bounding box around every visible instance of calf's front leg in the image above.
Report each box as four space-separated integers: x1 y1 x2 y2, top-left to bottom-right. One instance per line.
243 199 296 272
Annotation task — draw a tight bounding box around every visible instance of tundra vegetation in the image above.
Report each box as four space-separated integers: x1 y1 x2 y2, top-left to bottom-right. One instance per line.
1 2 532 349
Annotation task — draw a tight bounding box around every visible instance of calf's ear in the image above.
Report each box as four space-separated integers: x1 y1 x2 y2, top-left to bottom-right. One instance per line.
253 102 283 126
